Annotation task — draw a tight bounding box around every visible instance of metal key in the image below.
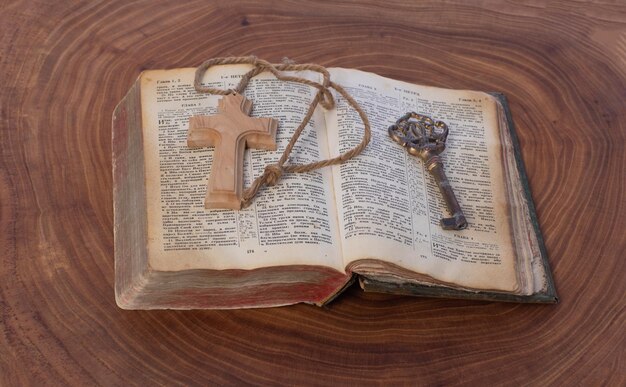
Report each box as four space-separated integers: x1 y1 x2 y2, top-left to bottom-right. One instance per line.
389 112 468 230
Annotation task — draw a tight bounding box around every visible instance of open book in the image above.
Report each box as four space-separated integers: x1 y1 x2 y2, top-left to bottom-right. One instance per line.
112 64 557 309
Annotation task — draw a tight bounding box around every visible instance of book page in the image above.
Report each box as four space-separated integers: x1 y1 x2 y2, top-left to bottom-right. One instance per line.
141 66 344 272
327 68 518 291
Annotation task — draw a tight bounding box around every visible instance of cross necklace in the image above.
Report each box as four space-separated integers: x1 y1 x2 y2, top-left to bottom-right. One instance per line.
187 56 371 211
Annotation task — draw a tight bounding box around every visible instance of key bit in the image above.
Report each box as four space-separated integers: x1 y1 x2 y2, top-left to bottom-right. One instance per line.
389 112 468 230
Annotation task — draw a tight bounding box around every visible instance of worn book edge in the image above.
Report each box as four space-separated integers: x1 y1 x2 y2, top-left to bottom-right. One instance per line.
113 76 149 308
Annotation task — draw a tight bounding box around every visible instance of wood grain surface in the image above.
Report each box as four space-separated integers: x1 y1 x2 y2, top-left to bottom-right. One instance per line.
1 0 624 384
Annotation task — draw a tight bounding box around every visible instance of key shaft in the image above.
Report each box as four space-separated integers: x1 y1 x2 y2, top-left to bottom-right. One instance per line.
424 155 467 230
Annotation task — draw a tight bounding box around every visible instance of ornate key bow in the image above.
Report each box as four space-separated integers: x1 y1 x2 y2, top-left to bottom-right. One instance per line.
389 112 467 230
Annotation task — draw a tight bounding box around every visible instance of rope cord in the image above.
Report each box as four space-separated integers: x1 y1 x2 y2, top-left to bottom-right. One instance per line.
194 56 371 208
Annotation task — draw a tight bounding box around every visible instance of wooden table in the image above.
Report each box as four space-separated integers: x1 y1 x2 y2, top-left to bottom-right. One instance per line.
2 1 624 384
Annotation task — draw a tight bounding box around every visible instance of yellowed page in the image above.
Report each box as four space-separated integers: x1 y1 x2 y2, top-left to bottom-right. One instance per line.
141 66 343 272
327 68 518 292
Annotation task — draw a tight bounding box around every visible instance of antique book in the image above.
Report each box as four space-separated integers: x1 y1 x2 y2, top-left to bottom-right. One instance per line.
112 64 557 309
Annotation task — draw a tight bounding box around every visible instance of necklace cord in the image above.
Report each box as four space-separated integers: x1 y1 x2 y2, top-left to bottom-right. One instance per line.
194 56 371 208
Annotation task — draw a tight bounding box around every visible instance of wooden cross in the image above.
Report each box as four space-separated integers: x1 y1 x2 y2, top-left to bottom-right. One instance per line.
187 94 278 210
